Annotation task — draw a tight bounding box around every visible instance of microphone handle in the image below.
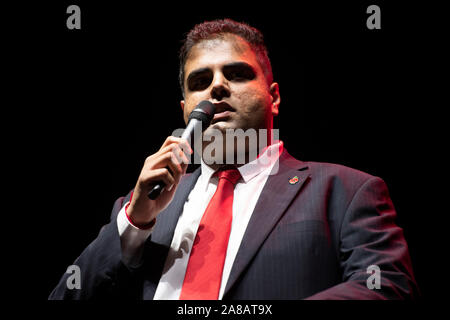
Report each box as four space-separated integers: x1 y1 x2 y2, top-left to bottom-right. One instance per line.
147 181 166 200
147 119 200 200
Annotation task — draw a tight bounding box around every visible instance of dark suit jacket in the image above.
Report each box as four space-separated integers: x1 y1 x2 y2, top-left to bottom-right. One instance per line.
49 150 418 299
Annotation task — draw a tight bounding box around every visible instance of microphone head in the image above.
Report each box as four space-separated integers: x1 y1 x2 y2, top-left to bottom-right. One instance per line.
188 100 216 129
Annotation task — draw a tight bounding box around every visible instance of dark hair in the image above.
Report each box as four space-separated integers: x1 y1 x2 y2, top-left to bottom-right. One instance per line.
179 18 273 96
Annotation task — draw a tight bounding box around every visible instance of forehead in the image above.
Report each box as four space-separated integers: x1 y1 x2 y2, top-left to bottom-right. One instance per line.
184 34 260 76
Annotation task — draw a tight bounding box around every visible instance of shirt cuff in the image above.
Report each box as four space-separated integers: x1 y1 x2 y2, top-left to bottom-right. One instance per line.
117 202 154 267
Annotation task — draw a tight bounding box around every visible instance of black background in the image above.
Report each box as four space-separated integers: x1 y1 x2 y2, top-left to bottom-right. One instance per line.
4 0 446 303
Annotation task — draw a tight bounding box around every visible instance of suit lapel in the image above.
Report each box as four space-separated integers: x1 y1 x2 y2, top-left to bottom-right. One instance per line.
150 167 202 246
223 151 310 296
143 167 201 300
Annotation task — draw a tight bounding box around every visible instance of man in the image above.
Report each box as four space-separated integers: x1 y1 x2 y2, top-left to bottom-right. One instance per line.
49 19 418 300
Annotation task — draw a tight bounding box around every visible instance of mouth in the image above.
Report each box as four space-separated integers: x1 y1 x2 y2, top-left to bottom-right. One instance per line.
211 102 235 124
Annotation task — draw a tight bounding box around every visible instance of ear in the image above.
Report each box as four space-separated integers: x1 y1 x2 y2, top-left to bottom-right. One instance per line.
180 100 189 124
269 82 280 116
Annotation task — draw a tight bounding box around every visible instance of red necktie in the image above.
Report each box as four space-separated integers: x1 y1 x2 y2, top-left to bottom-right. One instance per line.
180 168 241 300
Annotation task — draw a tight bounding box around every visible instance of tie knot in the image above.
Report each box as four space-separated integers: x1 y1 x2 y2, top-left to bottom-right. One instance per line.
217 168 241 186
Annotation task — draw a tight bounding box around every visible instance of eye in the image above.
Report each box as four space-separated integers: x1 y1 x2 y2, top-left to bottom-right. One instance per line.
224 65 256 82
187 72 212 91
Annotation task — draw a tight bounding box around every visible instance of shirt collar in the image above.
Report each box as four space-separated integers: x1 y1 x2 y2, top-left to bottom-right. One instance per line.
199 141 284 191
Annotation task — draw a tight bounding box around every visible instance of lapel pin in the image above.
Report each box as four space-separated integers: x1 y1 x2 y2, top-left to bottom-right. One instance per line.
289 176 299 185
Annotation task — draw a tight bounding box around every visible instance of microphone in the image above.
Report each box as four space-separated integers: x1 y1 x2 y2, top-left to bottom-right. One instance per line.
147 100 216 200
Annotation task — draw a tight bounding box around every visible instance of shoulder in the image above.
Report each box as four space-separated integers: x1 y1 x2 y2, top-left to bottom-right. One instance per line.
282 151 381 193
306 161 374 181
282 150 374 180
303 161 391 203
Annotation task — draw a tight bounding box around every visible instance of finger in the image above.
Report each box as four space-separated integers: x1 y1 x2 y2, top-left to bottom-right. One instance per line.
153 151 183 184
178 138 193 155
156 143 190 169
159 136 191 152
158 140 191 159
173 152 188 177
178 140 193 163
147 167 175 191
181 162 188 175
166 152 184 184
145 145 181 170
171 141 191 175
171 144 190 166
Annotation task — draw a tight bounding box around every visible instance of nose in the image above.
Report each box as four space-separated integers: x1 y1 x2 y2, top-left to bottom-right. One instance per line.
210 72 230 101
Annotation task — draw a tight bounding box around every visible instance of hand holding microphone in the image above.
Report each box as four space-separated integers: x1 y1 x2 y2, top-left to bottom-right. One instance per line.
147 101 215 199
126 101 215 227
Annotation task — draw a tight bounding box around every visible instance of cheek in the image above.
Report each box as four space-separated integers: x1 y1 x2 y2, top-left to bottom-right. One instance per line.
235 85 270 115
183 97 202 117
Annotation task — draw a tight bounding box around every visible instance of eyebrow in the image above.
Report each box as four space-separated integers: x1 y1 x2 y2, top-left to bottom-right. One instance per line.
186 67 211 84
223 61 256 73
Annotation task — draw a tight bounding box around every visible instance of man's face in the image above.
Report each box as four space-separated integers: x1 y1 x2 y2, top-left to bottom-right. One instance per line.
181 34 280 136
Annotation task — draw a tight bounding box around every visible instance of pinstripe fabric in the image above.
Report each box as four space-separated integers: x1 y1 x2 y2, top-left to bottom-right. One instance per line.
49 150 418 300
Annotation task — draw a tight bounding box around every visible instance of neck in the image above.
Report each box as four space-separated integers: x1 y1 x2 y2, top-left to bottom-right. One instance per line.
200 128 275 171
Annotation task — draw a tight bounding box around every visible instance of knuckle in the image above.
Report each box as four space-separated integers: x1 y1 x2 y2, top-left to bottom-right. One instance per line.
171 153 181 164
164 170 174 182
161 167 170 176
166 151 175 160
145 154 157 164
170 143 179 151
139 172 152 184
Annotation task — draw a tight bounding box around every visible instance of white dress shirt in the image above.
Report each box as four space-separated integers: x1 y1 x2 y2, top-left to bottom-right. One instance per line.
117 141 284 299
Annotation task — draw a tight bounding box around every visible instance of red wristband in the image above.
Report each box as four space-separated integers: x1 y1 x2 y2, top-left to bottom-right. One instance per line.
125 202 156 230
